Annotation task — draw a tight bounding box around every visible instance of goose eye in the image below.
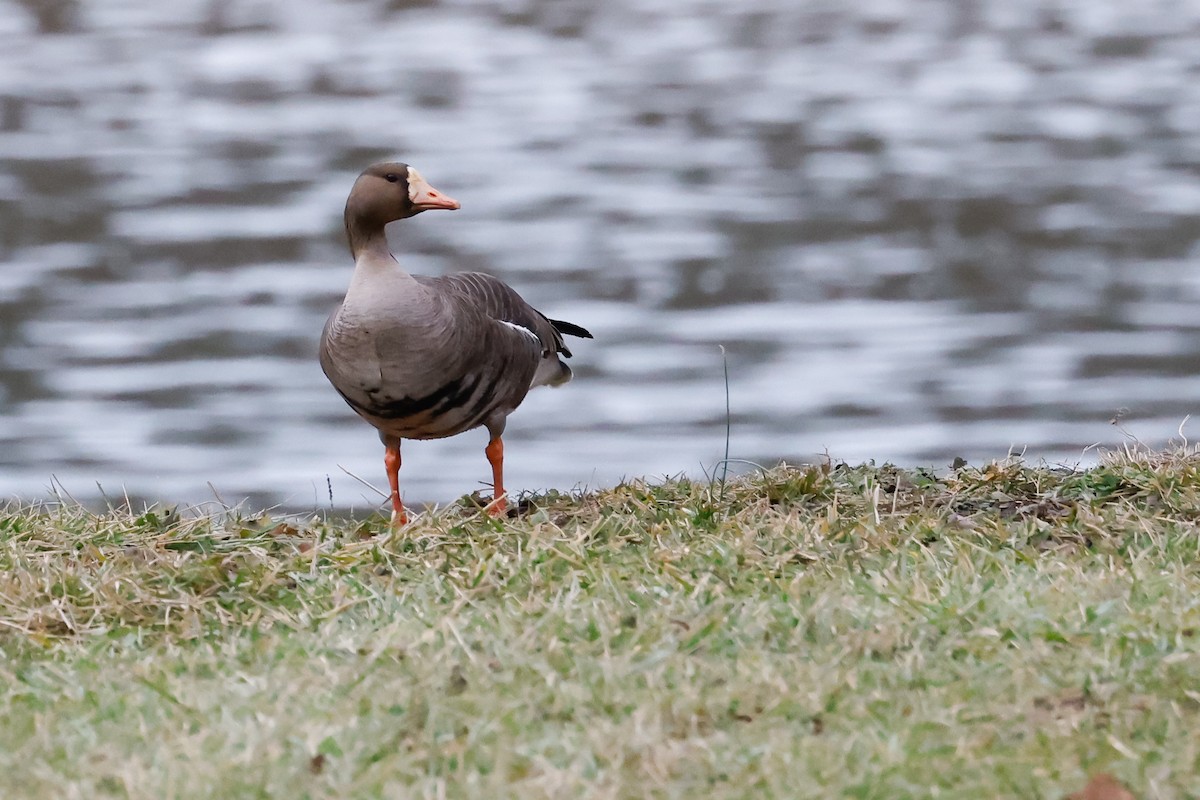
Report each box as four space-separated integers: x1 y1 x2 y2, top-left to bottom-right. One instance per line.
384 173 399 183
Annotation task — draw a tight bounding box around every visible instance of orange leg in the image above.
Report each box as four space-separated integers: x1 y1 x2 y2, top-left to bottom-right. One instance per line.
384 441 408 526
484 436 507 518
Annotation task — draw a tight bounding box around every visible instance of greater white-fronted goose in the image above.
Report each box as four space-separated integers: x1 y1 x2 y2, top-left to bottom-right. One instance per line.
320 162 592 525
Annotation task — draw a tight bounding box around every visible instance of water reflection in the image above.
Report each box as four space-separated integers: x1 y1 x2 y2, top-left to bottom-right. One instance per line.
2 0 1200 510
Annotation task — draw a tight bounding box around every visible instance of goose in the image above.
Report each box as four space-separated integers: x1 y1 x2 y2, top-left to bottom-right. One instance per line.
320 162 592 525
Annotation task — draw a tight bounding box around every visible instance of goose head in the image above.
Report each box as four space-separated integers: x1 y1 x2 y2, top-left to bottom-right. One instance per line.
345 162 460 229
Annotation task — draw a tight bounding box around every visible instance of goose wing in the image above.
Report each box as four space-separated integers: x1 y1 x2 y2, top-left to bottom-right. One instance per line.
418 271 593 358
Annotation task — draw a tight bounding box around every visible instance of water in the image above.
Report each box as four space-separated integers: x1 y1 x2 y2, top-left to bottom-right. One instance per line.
3 0 1200 512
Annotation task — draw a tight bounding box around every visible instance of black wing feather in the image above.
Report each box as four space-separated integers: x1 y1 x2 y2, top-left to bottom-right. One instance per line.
547 318 593 340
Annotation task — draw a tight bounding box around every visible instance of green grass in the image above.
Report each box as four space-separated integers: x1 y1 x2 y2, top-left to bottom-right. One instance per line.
3 448 1200 798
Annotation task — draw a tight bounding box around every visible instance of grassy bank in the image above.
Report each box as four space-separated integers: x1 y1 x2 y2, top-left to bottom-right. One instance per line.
2 451 1199 798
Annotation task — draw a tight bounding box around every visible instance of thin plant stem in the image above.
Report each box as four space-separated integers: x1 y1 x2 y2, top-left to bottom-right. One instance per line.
719 345 731 505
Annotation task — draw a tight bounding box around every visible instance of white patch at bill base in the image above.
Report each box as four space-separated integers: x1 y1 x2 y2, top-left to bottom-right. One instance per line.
406 166 425 202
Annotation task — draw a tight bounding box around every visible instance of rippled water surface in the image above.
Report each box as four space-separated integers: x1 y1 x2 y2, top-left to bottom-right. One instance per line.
4 0 1200 511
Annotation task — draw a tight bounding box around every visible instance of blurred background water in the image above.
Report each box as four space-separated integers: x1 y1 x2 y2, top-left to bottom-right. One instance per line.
3 0 1200 512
